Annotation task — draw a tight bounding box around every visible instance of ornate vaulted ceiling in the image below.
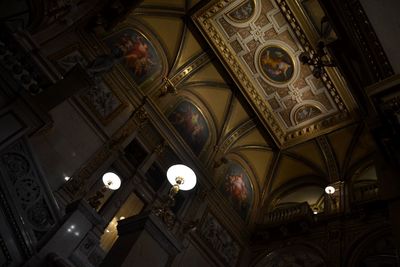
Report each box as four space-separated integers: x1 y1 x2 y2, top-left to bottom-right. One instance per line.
38 0 376 231
114 0 375 228
192 0 358 148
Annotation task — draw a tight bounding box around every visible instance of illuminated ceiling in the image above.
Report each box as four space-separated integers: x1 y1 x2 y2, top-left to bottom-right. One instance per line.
32 0 376 229
108 0 377 226
192 0 358 148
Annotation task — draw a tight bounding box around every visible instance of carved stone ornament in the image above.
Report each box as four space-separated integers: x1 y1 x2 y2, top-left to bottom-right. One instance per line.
0 139 57 245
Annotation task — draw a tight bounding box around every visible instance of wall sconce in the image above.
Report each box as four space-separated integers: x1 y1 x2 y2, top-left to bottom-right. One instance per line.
153 164 197 229
88 172 121 209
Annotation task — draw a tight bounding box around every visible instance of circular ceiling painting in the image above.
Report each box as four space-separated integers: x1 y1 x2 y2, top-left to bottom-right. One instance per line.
259 45 294 84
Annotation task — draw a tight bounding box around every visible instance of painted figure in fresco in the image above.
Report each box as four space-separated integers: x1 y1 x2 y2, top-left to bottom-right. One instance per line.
104 29 162 86
170 106 204 141
295 105 321 123
114 34 154 77
219 163 253 220
261 50 292 79
229 0 254 21
224 173 248 216
225 173 248 207
169 102 208 155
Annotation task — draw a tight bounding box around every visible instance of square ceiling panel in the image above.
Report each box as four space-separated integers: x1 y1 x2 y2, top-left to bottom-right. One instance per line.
192 0 358 148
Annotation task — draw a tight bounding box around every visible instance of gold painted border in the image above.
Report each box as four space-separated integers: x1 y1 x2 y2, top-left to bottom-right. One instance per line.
192 0 357 148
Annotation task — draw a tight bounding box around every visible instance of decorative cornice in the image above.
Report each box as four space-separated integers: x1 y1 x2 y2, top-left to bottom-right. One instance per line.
343 0 394 80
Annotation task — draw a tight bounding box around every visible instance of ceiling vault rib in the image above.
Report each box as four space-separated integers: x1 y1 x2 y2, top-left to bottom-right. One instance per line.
218 119 257 154
218 96 237 143
216 92 234 140
169 23 188 75
262 151 281 200
171 52 210 87
317 136 340 182
182 81 230 90
134 6 186 17
229 145 273 153
341 123 365 178
281 151 327 178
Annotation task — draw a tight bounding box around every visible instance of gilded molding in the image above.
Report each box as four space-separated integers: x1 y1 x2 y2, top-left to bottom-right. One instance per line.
171 52 211 87
193 0 357 148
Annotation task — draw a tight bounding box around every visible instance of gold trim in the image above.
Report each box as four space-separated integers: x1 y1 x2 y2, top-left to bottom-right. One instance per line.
192 0 357 148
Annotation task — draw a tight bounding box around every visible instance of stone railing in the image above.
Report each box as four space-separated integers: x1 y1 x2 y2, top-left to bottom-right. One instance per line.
264 202 313 225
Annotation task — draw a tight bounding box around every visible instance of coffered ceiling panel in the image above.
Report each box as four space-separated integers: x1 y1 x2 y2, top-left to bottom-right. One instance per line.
192 0 358 148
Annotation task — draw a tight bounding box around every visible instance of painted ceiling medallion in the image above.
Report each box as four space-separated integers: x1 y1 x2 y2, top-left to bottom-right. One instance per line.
193 0 357 148
294 104 322 124
227 0 255 22
259 45 294 84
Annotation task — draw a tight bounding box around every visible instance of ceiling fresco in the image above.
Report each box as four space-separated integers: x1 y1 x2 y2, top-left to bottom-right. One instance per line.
192 0 358 148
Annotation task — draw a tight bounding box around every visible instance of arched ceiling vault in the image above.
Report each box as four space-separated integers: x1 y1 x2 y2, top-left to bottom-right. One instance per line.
42 0 377 227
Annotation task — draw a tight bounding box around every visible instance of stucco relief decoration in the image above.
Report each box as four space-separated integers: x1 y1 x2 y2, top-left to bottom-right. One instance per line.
193 0 356 148
104 29 162 88
0 139 56 242
55 49 126 124
219 162 253 220
199 212 240 266
168 101 209 155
